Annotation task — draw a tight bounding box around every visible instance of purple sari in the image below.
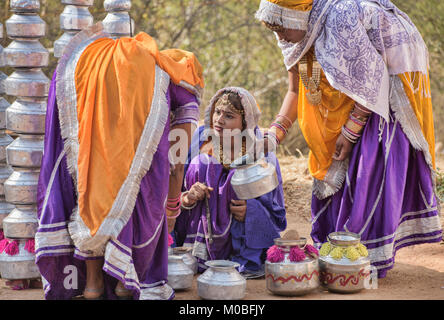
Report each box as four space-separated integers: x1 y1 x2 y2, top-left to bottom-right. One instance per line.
35 71 199 300
174 126 287 275
311 111 442 278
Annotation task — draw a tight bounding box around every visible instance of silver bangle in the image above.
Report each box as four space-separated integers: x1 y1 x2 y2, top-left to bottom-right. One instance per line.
180 191 197 210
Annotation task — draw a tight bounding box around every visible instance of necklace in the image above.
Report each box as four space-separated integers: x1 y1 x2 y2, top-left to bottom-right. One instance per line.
298 50 322 106
218 139 246 170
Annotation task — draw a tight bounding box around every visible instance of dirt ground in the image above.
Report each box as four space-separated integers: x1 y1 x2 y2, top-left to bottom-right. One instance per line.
0 154 443 300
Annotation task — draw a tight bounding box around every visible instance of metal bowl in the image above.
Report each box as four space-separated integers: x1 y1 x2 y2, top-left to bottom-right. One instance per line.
167 254 194 290
197 260 246 300
0 240 40 280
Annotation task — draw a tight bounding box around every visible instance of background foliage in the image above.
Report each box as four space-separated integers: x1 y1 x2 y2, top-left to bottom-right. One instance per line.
0 0 443 156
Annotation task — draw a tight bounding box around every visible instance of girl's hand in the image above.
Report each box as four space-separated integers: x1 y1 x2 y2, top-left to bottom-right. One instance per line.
184 182 214 206
333 134 353 161
230 199 247 222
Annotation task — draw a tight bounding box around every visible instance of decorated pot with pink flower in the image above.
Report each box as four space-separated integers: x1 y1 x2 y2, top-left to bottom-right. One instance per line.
0 238 40 280
265 237 320 296
318 232 372 293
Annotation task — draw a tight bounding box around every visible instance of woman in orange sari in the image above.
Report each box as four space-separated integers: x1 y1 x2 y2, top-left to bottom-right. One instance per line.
35 23 204 299
255 0 442 277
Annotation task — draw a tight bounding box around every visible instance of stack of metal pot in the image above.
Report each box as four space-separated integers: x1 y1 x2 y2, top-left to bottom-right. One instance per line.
318 231 372 293
103 0 135 38
265 238 320 296
54 0 94 58
0 0 49 281
0 24 16 234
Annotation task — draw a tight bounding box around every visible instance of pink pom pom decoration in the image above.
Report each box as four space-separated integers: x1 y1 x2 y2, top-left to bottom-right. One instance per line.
5 240 19 256
0 238 9 253
168 234 174 247
289 246 306 262
24 239 35 254
304 244 319 257
266 245 285 263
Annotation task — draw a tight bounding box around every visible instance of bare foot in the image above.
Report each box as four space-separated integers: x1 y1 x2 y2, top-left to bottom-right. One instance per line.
84 259 105 299
115 281 132 299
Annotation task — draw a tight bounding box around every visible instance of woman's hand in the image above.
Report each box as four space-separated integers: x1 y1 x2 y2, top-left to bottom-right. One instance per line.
230 199 247 222
332 134 353 161
183 182 214 207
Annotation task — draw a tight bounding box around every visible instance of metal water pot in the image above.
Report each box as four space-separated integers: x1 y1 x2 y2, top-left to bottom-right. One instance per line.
265 238 320 296
6 14 46 39
0 240 40 280
3 40 49 69
319 232 373 293
54 31 76 58
2 205 38 239
5 69 50 98
0 165 14 197
102 12 135 37
167 254 194 290
197 260 246 300
230 154 279 200
104 0 132 11
0 133 14 163
10 0 40 13
4 168 40 205
0 198 15 226
6 98 46 134
172 246 198 275
60 5 94 31
6 135 44 168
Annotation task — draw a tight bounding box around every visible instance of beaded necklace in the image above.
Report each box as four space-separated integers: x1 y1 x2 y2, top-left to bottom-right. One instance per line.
298 49 322 106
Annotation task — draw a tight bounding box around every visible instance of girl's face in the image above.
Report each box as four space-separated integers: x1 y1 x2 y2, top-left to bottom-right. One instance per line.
275 28 306 43
212 103 243 137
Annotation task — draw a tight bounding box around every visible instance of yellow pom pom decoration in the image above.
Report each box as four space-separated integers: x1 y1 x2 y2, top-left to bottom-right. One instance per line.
319 242 332 256
330 247 344 260
357 243 368 257
345 246 360 261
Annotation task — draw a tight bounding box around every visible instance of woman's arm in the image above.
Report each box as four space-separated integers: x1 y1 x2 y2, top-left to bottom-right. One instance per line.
333 103 372 161
263 68 299 154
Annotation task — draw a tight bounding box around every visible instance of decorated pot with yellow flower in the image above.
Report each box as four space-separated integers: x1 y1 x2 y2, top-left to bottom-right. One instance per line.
318 232 371 293
265 238 320 296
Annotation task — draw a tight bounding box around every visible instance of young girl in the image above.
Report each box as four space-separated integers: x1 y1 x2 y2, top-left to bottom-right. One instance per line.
172 87 287 278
